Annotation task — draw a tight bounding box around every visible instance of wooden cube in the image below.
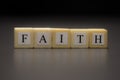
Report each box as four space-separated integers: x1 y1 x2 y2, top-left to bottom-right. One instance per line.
89 29 108 48
52 28 70 48
14 28 33 48
71 29 89 48
34 28 52 48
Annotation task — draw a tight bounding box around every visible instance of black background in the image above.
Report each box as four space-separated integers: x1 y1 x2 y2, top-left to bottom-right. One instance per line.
0 1 120 16
1 1 120 80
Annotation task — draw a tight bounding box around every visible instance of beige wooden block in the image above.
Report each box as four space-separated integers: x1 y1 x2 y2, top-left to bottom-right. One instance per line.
89 29 108 48
33 28 52 48
14 27 33 48
52 28 70 48
71 29 89 48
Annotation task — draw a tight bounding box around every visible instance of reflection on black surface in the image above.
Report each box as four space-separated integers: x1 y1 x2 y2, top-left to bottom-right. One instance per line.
14 49 108 65
13 49 108 80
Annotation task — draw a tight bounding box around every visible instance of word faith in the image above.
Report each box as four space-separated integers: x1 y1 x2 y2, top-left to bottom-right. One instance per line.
14 28 108 48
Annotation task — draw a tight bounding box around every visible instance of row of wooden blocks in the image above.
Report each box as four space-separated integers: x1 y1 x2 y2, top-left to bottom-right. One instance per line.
14 28 108 48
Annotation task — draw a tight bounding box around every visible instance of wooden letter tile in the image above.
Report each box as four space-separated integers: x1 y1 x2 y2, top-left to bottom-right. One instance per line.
52 28 70 48
34 28 52 48
14 28 33 48
71 29 89 48
89 29 108 48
